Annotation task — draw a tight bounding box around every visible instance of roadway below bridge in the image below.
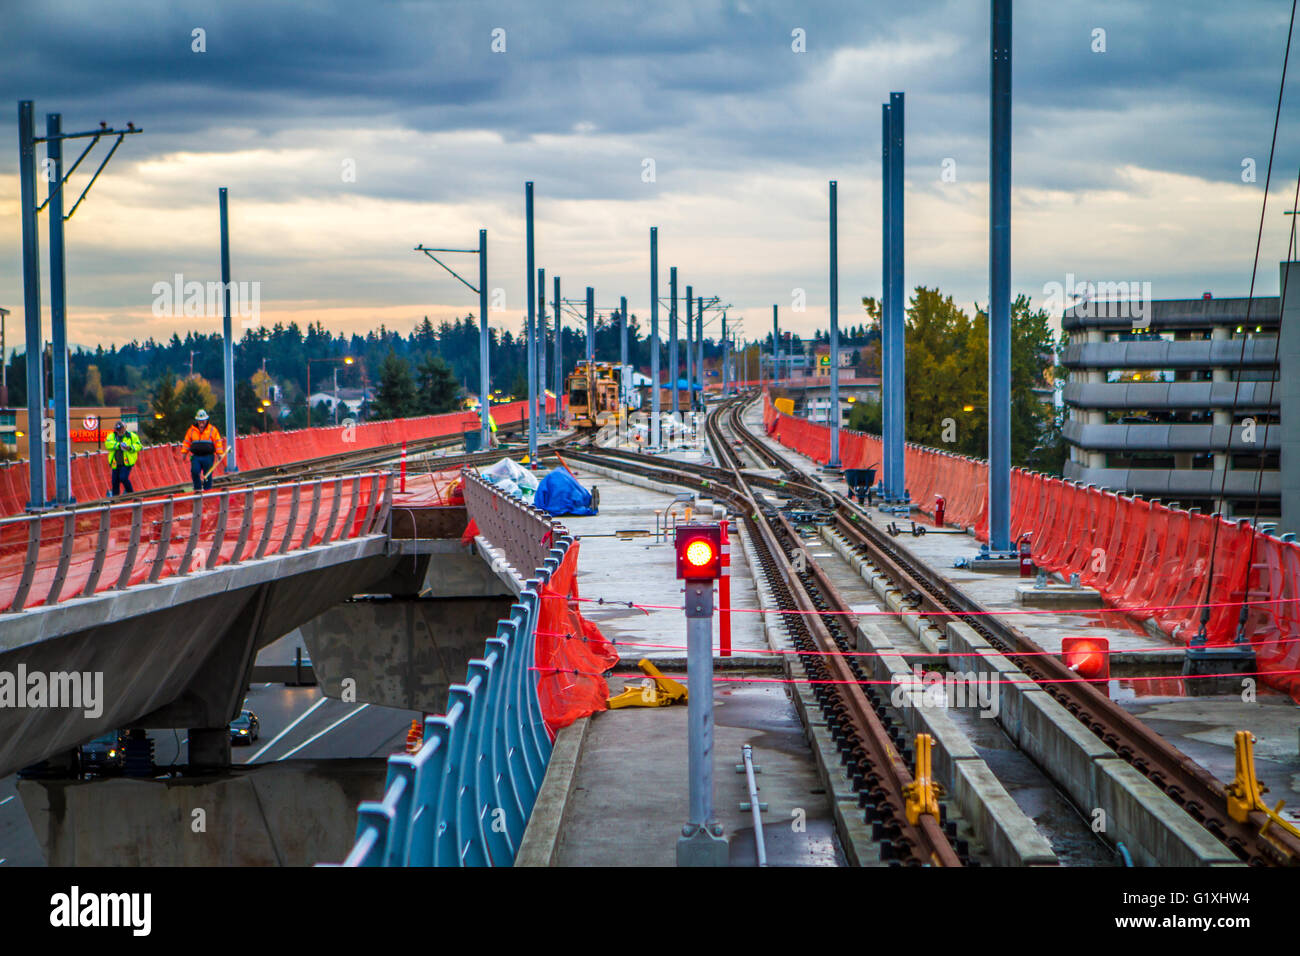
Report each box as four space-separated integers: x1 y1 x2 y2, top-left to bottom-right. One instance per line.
0 632 423 866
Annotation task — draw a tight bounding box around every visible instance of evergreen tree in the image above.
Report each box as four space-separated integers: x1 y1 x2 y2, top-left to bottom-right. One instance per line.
143 372 187 443
371 350 417 420
415 354 461 414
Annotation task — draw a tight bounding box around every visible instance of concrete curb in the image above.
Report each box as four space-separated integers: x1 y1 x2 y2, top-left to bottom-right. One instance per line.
515 716 591 867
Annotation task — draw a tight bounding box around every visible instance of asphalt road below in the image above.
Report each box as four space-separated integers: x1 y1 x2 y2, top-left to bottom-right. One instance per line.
0 674 419 867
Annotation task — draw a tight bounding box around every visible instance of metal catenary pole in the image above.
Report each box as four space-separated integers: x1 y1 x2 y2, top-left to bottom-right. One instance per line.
772 304 780 386
585 286 595 364
553 273 562 428
685 286 694 415
17 102 45 508
695 296 704 412
525 182 537 462
537 267 547 429
829 180 841 468
988 0 1013 553
219 188 238 472
670 267 679 415
620 294 629 413
46 113 72 504
479 229 490 448
650 227 660 447
881 102 893 499
886 93 906 501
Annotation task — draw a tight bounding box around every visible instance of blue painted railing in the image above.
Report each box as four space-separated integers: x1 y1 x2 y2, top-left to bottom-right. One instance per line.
339 498 570 866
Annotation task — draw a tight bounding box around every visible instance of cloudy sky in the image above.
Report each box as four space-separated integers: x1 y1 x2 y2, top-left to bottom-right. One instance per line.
1 0 1298 354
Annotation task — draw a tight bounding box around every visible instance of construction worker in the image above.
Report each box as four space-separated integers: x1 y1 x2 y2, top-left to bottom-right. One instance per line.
181 408 226 491
104 421 142 497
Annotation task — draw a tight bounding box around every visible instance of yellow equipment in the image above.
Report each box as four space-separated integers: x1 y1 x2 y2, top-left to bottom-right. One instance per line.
607 659 688 709
903 733 943 825
1226 730 1300 847
567 361 623 430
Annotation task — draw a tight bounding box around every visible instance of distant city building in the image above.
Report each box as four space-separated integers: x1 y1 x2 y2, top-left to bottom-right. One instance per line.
1061 266 1289 519
0 406 138 459
307 387 371 419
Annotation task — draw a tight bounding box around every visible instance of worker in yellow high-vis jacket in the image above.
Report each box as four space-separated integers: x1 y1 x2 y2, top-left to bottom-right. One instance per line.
104 421 143 497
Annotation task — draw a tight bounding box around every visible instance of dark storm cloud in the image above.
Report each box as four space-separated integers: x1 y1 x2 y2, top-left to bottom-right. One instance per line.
1 0 1298 339
1 0 1294 199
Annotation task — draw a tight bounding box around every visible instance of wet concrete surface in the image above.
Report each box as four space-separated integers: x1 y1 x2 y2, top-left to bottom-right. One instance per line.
555 679 844 867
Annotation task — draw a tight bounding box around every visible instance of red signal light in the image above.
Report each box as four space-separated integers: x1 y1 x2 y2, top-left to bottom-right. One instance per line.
675 525 722 580
1062 637 1110 685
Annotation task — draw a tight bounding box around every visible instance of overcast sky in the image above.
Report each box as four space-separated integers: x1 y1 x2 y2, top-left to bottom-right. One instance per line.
1 0 1298 353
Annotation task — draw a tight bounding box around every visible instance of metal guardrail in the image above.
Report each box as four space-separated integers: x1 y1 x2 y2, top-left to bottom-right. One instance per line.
341 475 569 866
0 470 394 613
460 468 556 577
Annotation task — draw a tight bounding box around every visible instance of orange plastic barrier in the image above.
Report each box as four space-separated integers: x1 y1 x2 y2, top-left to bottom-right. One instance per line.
0 397 564 518
0 472 387 613
760 391 1300 701
534 541 618 734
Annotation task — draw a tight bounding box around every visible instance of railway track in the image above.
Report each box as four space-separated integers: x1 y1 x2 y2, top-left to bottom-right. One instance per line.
715 392 1300 867
565 401 966 866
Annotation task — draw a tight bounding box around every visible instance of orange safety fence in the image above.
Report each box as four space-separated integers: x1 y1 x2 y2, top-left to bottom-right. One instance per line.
534 541 618 734
0 472 389 613
762 391 1300 701
0 396 561 519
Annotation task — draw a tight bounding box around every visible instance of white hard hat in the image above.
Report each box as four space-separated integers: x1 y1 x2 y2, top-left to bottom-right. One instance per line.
194 409 209 422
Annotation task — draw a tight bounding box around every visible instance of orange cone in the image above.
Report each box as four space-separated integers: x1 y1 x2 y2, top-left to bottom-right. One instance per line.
405 719 423 754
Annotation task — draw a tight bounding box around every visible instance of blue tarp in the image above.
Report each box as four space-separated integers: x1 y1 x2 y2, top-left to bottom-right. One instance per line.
533 468 599 516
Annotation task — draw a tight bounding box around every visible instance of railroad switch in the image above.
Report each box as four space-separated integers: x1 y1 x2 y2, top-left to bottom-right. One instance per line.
1226 731 1300 846
903 733 944 826
607 658 689 709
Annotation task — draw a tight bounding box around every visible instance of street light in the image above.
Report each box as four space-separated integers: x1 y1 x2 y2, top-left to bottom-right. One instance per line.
307 356 355 427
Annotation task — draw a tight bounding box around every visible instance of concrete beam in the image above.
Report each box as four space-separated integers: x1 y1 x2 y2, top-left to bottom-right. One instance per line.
18 758 387 866
300 595 513 713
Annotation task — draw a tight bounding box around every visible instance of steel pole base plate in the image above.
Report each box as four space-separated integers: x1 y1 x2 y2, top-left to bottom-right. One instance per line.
676 825 728 866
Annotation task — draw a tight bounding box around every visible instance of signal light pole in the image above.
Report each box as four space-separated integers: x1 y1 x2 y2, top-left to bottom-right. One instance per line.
674 522 727 866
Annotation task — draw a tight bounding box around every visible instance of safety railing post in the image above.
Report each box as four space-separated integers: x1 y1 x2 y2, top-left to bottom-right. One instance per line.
178 496 203 575
253 487 278 560
81 506 112 597
10 516 42 612
300 480 323 550
278 483 302 555
115 502 144 590
322 477 344 544
230 488 255 564
207 490 230 570
45 512 76 606
147 498 176 583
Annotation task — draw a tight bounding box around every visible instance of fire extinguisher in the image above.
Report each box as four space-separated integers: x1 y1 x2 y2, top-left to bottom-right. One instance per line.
1018 533 1034 577
934 494 945 528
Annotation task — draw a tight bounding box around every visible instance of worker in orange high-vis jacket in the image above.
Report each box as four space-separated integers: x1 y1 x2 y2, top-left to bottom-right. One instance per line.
181 408 226 491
